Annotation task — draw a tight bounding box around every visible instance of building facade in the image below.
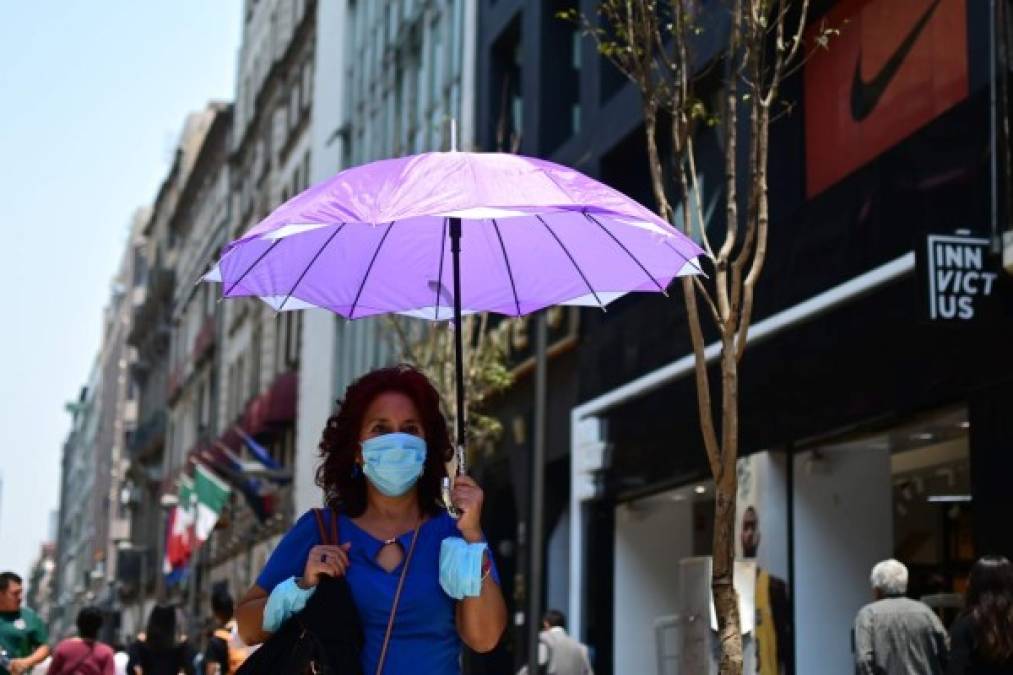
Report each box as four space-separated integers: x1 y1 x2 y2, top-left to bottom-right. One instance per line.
123 110 222 635
478 1 1013 674
201 0 316 600
52 232 143 637
53 372 99 638
166 104 232 493
161 103 236 631
52 207 147 641
27 543 57 626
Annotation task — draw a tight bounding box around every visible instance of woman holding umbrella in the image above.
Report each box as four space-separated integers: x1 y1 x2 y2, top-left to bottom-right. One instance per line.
236 364 507 674
216 149 705 674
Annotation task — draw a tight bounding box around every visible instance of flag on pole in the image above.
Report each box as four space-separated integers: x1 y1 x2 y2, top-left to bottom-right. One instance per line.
194 463 231 543
216 442 289 482
198 445 273 522
165 475 195 569
162 508 186 587
163 475 197 585
235 427 283 471
162 506 180 577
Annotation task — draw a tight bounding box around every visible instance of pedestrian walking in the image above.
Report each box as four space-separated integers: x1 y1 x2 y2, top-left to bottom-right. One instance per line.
236 365 507 675
0 572 49 674
126 605 195 675
109 644 128 675
203 591 247 675
517 610 593 675
47 606 115 675
853 558 949 675
947 555 1013 675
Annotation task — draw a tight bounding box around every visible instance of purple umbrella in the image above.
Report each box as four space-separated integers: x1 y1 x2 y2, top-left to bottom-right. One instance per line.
206 151 705 475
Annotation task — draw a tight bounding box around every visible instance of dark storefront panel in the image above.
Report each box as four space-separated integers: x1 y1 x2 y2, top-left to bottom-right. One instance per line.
598 270 1013 495
969 384 1013 561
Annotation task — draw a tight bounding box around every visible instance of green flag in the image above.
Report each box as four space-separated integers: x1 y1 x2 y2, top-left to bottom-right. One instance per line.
194 463 231 542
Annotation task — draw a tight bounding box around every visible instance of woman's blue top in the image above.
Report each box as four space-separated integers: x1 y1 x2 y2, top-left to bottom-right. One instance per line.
257 509 497 675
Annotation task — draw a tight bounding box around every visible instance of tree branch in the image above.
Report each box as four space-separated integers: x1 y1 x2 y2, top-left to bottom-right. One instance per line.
694 276 721 326
715 0 743 327
735 104 770 361
681 277 722 478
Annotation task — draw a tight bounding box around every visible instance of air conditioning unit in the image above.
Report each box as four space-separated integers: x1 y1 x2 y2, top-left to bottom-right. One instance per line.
1004 230 1013 275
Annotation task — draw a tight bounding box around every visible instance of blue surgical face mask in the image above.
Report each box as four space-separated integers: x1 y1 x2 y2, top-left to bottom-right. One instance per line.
361 432 427 497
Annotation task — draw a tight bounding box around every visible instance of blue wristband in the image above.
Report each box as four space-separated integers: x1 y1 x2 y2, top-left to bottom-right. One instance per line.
263 577 316 632
439 536 488 599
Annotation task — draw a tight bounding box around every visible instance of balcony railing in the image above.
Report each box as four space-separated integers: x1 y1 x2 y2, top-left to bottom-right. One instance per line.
128 268 175 349
126 410 166 461
114 547 157 599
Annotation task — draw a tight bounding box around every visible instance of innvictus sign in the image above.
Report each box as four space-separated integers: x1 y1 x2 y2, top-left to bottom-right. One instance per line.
925 232 998 321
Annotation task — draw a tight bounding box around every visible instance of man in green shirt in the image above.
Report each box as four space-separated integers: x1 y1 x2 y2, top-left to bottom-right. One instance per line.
0 572 48 674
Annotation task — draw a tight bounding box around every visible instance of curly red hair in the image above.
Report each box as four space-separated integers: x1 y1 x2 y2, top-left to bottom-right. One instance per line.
316 364 452 516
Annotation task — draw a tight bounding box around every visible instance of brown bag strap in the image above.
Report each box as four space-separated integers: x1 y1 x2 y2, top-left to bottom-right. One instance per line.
312 508 340 544
374 522 421 675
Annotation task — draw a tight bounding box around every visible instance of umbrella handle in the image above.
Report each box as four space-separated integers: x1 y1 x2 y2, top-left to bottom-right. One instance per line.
442 478 460 519
442 444 467 518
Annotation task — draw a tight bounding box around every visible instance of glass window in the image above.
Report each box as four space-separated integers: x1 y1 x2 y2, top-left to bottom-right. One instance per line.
430 15 443 105
451 0 462 76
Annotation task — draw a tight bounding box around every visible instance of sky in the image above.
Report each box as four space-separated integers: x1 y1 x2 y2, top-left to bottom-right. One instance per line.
0 1 242 585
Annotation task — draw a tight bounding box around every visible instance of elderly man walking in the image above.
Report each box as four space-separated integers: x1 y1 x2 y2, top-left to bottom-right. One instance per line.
853 559 949 675
517 610 593 675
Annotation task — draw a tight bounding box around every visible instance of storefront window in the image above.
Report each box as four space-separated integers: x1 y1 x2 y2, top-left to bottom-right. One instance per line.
888 408 972 615
793 405 972 675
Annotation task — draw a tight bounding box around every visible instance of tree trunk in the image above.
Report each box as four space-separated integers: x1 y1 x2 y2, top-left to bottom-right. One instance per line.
714 337 743 675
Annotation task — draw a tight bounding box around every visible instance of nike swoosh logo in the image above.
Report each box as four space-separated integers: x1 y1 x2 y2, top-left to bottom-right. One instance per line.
850 0 943 121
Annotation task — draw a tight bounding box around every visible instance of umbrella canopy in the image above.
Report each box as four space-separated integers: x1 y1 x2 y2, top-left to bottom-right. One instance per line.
207 152 706 318
207 151 706 505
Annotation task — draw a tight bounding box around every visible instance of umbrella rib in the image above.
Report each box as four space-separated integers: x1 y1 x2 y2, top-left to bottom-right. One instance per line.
435 218 448 321
223 240 281 296
349 222 395 319
582 211 667 296
534 214 604 310
663 240 708 277
491 218 522 316
278 223 346 311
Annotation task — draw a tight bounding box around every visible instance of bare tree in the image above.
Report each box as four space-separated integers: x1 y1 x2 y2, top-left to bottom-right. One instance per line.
564 2 833 672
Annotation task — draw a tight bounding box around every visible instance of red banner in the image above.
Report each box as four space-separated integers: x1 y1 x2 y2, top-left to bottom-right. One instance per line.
804 0 969 197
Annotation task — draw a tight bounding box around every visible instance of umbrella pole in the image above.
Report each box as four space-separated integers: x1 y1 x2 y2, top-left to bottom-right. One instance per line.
440 216 466 519
527 310 548 675
450 216 467 471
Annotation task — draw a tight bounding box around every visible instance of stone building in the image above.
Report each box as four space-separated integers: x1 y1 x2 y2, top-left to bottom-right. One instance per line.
123 111 219 634
203 0 315 599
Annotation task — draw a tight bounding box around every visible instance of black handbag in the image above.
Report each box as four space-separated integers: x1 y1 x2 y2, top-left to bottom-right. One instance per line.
237 509 364 675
